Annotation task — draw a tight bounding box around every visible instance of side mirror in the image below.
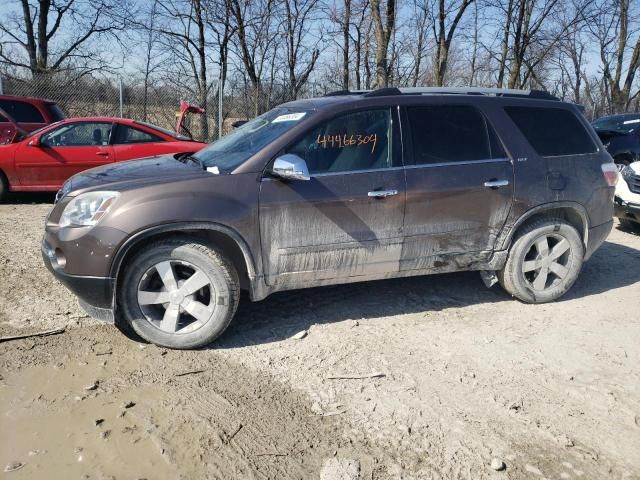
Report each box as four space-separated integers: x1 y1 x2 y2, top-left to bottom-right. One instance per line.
271 154 310 181
28 136 41 147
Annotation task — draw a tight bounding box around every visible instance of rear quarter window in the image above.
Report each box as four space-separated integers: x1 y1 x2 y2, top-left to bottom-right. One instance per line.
0 99 45 123
505 106 597 157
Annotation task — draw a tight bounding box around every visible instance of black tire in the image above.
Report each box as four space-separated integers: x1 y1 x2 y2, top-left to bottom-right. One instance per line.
0 171 8 202
118 238 239 349
498 218 584 304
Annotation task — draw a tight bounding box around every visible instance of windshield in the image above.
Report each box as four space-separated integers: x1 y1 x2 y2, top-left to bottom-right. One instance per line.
192 107 310 170
592 115 640 134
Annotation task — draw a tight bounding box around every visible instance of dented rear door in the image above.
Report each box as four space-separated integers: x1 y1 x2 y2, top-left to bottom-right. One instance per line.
399 102 514 272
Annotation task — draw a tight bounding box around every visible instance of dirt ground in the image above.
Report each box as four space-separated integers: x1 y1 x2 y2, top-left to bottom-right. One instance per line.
1 194 639 479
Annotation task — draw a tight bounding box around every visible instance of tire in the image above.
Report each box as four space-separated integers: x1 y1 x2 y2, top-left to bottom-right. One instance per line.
0 171 8 202
118 238 240 349
498 218 584 304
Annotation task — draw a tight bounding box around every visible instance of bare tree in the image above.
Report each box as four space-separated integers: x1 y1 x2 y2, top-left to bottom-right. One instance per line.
152 0 213 139
369 0 396 87
139 0 164 120
342 0 352 89
409 0 430 86
590 0 640 112
227 0 279 115
0 0 130 80
282 0 322 100
429 0 475 86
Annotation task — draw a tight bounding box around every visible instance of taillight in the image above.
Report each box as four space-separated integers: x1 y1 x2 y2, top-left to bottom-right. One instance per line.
601 162 619 187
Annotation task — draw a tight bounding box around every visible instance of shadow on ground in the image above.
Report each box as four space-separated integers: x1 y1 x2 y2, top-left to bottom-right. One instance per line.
3 192 56 204
218 239 640 349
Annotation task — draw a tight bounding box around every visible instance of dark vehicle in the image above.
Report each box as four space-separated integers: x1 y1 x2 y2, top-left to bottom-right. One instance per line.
592 113 640 167
0 95 65 144
42 87 617 349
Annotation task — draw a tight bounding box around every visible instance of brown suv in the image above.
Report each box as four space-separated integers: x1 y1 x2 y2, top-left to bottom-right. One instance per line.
42 87 617 349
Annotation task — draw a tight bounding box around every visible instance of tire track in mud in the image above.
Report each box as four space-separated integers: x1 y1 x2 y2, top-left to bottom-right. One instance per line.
1 325 391 479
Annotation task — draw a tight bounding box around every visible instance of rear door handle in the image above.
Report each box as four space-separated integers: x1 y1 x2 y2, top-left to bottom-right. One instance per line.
368 189 398 198
484 179 509 189
96 151 109 156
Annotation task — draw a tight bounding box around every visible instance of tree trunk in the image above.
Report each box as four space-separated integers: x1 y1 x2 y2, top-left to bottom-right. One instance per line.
342 0 351 90
370 0 395 88
497 0 514 88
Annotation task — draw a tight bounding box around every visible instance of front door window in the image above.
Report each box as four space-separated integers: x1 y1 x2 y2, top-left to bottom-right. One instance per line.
41 122 113 147
286 109 392 174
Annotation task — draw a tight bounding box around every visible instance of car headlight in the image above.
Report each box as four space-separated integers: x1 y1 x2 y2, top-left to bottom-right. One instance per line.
59 191 119 228
621 165 634 180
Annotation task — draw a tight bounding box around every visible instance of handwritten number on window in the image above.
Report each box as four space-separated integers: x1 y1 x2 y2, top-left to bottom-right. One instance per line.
316 133 377 154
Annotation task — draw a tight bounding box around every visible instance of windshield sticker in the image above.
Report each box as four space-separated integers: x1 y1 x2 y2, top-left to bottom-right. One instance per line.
206 166 220 174
623 119 640 125
272 112 306 123
316 133 377 153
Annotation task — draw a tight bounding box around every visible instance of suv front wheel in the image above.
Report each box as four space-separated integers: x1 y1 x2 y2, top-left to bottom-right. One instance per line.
118 238 240 349
498 218 584 303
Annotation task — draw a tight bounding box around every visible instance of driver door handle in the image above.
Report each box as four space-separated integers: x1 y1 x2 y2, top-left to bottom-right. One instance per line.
368 189 398 198
96 151 109 156
484 179 509 189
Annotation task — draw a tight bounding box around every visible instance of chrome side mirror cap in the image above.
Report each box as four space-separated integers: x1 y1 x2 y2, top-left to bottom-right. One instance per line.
271 154 310 181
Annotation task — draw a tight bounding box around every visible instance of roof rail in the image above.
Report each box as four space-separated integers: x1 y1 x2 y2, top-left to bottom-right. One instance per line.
324 89 371 96
363 87 401 97
325 86 558 101
397 87 558 100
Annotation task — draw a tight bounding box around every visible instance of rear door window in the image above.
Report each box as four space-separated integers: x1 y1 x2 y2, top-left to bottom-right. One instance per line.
0 100 44 123
405 105 505 165
505 106 597 157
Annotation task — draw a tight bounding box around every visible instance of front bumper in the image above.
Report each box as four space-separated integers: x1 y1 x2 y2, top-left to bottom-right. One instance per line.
42 239 115 322
614 195 640 225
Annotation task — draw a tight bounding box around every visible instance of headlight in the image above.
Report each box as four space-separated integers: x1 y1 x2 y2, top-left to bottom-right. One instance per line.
621 165 634 180
59 191 119 227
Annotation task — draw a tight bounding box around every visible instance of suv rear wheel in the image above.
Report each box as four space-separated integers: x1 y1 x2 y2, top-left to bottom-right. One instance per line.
119 238 239 349
498 218 584 303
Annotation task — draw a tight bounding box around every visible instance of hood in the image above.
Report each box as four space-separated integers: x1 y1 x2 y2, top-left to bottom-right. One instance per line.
595 128 628 143
63 154 209 195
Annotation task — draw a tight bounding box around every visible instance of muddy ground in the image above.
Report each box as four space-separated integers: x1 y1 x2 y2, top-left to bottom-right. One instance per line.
1 194 639 479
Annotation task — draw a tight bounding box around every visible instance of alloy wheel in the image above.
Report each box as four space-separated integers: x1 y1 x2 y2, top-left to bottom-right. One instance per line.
522 234 572 292
137 260 216 334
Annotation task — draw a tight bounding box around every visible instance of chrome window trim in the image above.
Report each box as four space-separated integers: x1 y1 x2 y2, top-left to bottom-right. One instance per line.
310 166 404 178
403 157 511 169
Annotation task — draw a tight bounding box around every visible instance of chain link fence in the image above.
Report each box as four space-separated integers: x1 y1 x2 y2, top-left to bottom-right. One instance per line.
0 73 341 142
0 74 243 142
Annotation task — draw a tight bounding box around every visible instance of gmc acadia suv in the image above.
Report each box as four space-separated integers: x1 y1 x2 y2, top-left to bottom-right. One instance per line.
42 87 617 349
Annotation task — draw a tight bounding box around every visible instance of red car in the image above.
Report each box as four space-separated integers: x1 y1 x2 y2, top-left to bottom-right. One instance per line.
0 95 65 144
0 117 207 199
